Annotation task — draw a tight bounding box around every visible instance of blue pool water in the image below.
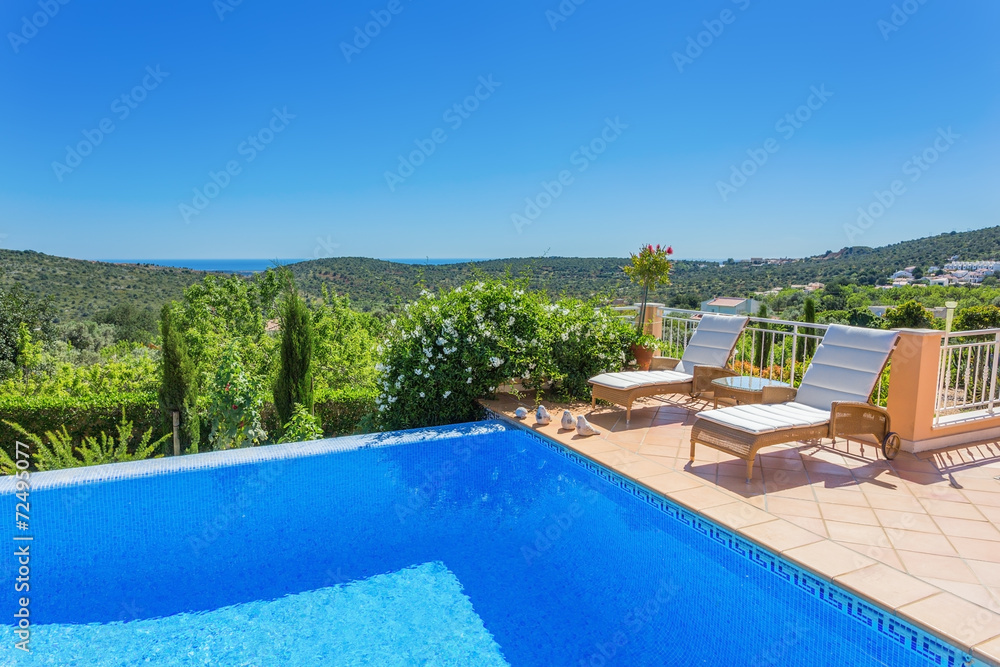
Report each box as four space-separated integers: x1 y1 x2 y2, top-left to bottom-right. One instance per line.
0 422 976 666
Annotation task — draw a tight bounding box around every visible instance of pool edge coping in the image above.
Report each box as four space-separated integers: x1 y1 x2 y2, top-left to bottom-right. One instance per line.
0 422 509 493
485 406 1000 667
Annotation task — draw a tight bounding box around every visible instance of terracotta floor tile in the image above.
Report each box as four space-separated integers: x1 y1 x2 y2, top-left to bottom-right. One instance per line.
948 536 1000 563
701 501 775 530
968 560 1000 587
896 550 980 583
740 520 825 553
819 503 879 526
782 515 829 538
935 516 1000 542
768 485 819 501
953 476 1000 492
714 474 767 498
757 456 807 472
920 578 1000 611
835 564 939 610
892 470 950 486
898 592 1000 650
813 488 869 507
979 505 1000 523
918 498 988 521
825 520 889 548
761 470 811 490
639 472 703 495
640 454 679 470
866 547 906 570
616 458 671 480
589 449 643 468
864 492 925 512
803 460 856 478
636 444 680 458
764 496 822 519
963 490 1000 508
973 634 1000 666
669 485 734 511
874 508 941 535
784 540 874 578
568 439 621 457
886 530 958 557
908 485 970 503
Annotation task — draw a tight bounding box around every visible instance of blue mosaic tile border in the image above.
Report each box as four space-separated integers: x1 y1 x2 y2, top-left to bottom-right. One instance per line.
483 411 985 667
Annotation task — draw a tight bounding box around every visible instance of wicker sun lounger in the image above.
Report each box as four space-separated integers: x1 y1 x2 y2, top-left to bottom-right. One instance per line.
689 324 900 481
589 314 749 423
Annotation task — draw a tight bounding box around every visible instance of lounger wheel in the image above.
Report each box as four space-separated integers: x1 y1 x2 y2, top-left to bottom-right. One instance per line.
881 432 900 460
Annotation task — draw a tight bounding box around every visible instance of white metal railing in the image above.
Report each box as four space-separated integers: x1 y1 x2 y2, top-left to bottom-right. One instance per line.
935 328 1000 424
644 307 891 406
610 305 639 324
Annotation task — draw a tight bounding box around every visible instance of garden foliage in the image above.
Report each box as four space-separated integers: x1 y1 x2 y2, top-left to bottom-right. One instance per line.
375 278 634 429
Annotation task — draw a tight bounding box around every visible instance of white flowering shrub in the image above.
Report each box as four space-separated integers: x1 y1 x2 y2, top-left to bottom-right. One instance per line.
376 279 634 429
376 279 549 429
543 299 635 399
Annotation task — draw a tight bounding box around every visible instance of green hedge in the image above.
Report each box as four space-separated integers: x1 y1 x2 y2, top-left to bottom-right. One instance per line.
261 386 377 438
0 392 164 460
315 386 377 436
1 386 376 462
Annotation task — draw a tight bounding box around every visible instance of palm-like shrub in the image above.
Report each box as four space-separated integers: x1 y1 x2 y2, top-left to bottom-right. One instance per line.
0 411 164 473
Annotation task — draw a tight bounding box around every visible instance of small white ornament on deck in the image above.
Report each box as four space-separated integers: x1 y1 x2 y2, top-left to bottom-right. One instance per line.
576 415 600 437
535 405 552 425
560 410 575 430
514 407 528 419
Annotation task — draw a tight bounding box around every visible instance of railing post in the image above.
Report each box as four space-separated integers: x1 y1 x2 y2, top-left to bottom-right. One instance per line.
790 325 798 385
989 332 1000 416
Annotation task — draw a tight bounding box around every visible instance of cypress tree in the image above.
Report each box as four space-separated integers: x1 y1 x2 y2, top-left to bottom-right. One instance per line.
274 285 314 428
158 304 199 454
755 303 772 374
802 297 816 361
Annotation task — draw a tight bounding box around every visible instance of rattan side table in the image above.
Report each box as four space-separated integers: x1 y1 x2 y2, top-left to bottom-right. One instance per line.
711 376 792 408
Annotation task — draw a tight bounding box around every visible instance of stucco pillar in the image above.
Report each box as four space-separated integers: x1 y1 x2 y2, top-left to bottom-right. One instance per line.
885 329 943 451
635 302 664 339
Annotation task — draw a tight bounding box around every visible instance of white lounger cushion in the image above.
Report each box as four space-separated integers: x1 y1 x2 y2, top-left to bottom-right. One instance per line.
675 314 748 374
589 370 692 390
696 402 831 435
794 325 899 411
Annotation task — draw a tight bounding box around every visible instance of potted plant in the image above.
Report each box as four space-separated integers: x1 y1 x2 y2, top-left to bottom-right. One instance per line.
624 243 673 370
629 332 660 371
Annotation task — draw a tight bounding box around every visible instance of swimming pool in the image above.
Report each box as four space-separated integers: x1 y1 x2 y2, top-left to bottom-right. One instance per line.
0 421 981 666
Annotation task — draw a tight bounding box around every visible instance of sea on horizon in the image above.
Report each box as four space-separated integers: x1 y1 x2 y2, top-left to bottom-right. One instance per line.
100 258 491 273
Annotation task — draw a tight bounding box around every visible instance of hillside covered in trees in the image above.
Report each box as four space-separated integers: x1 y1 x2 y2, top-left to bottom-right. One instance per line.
3 225 1000 319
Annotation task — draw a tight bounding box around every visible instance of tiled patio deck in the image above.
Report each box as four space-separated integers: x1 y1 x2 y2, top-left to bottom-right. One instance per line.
483 393 1000 665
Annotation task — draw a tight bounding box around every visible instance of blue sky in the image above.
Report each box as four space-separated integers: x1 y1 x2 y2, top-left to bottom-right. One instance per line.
1 0 997 261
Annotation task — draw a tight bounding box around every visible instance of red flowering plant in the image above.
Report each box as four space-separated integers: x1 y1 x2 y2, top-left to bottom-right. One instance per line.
204 342 268 450
623 243 674 338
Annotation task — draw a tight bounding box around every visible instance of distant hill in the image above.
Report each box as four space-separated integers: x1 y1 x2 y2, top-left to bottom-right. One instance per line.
4 225 1000 320
0 250 208 320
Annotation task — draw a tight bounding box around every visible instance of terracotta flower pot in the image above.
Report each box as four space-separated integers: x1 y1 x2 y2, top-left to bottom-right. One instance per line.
630 343 654 371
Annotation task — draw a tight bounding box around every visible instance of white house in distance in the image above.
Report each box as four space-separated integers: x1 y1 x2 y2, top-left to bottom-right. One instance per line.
944 260 1000 272
700 297 761 315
